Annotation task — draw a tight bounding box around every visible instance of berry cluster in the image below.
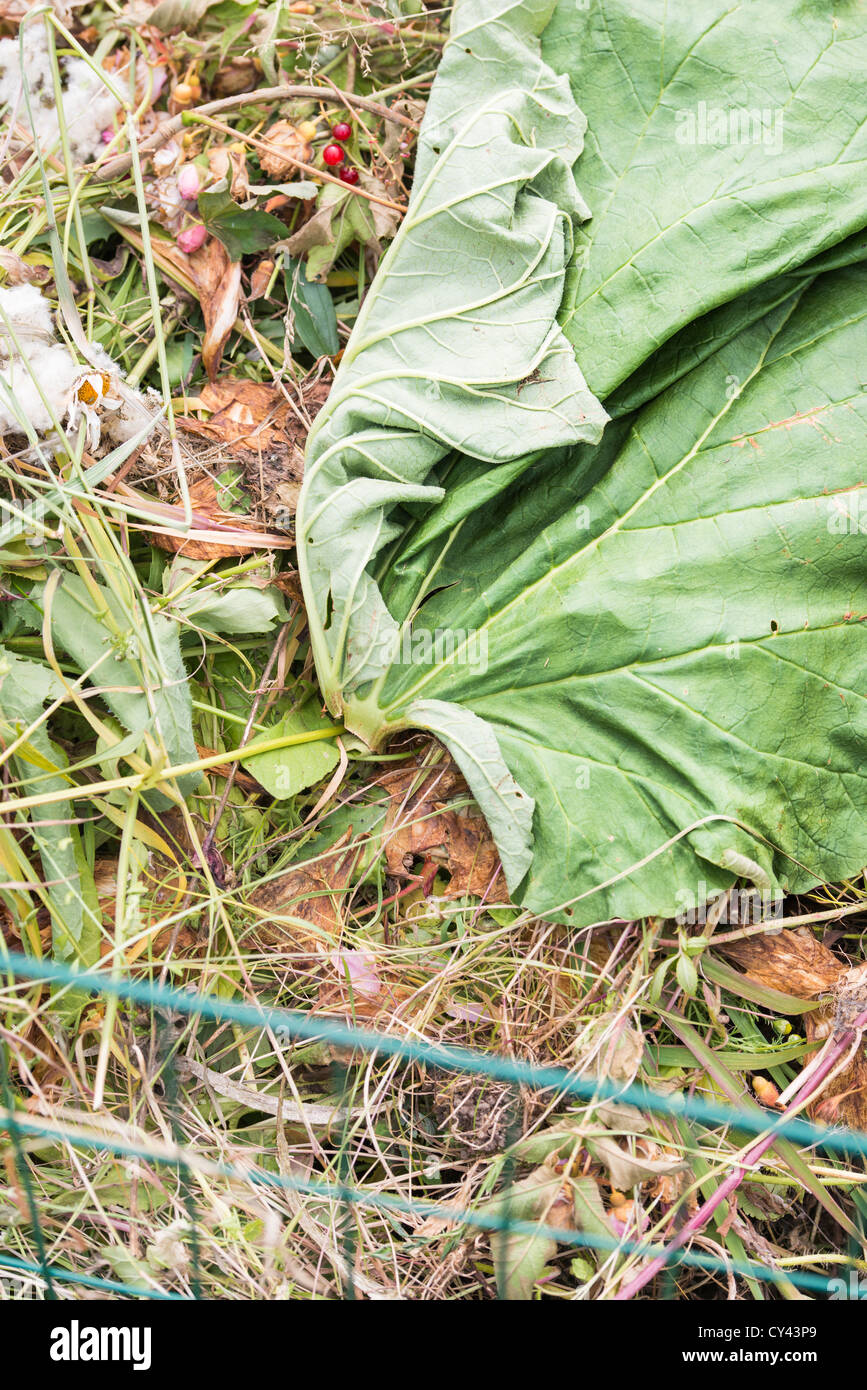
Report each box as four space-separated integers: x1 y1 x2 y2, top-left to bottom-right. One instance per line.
322 119 358 183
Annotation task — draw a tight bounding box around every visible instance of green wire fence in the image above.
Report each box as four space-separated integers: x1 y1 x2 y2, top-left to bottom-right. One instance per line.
1 947 866 1301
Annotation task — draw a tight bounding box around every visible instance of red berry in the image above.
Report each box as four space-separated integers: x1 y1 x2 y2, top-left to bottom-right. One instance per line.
339 166 359 185
322 143 345 166
332 120 352 142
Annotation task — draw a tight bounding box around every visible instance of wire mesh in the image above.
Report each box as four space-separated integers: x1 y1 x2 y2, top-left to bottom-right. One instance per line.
1 947 865 1301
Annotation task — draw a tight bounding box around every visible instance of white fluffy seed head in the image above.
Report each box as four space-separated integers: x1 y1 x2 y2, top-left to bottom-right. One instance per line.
0 285 161 446
0 342 80 434
0 25 120 163
0 283 55 344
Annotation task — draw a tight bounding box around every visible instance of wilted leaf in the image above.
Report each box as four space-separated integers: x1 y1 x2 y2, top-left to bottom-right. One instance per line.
720 929 867 1130
211 57 259 98
380 753 506 900
570 1175 611 1246
185 378 298 450
585 1135 687 1193
247 836 359 948
163 555 288 634
147 1225 191 1275
296 0 867 923
149 476 284 558
287 176 399 282
493 1229 557 1302
188 236 241 380
177 377 329 523
206 148 249 200
721 929 843 999
249 258 275 300
809 964 867 1130
147 0 224 30
0 249 49 285
485 1167 570 1301
598 1025 645 1084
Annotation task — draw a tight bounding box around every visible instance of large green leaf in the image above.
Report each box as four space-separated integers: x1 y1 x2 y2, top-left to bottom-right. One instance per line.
297 0 867 921
549 0 867 397
383 267 867 920
297 0 608 706
241 698 340 801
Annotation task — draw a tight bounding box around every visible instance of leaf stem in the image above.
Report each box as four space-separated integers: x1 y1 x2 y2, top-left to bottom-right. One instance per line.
94 83 418 182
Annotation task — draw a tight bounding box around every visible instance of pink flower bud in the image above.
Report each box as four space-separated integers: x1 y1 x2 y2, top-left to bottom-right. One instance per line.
177 163 200 200
177 223 207 254
101 128 114 144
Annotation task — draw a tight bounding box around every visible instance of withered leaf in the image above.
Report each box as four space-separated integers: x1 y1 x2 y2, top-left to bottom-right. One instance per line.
287 176 401 282
380 754 507 901
177 377 330 523
188 237 241 381
720 928 867 1130
720 927 843 998
207 144 249 199
247 837 359 950
809 962 867 1130
585 1135 687 1193
148 475 285 559
247 839 415 1020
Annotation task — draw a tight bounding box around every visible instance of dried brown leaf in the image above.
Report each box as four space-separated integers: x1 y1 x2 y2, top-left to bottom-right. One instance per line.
809 962 867 1129
249 258 275 300
207 144 249 199
720 927 843 998
177 376 330 523
211 58 258 98
722 928 867 1130
247 837 359 950
148 475 275 558
380 754 507 901
188 237 241 381
247 839 415 1019
0 249 49 285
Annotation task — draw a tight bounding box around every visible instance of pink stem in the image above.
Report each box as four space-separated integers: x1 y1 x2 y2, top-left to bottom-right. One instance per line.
615 1008 867 1300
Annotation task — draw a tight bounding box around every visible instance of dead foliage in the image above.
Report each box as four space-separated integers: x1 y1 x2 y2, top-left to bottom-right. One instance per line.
246 836 417 1020
188 237 242 381
177 375 331 523
147 473 291 558
258 120 314 178
720 928 867 1129
379 753 508 902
